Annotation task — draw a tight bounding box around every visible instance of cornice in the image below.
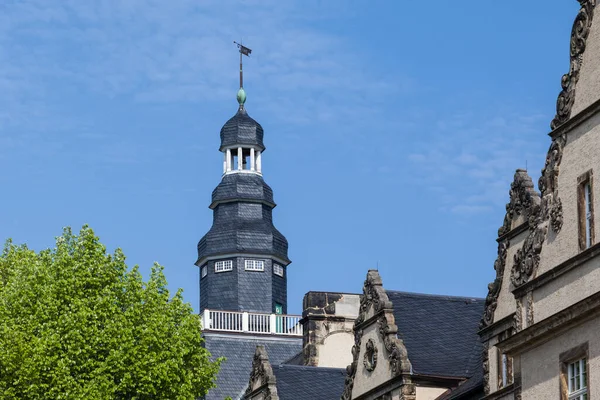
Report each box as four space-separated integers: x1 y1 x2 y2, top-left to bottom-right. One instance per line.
498 290 600 355
512 241 600 297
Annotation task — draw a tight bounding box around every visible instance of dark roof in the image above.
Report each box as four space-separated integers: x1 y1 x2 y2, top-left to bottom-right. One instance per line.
386 291 484 379
197 174 289 265
281 351 304 365
220 107 265 151
436 368 484 400
210 173 275 208
273 365 346 400
203 333 301 400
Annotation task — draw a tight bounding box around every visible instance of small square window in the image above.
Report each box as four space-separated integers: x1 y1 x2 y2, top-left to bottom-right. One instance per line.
215 260 233 273
201 265 208 278
245 259 264 271
273 264 284 277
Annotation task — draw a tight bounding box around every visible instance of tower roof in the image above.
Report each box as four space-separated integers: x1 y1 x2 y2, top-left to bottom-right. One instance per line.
219 106 265 152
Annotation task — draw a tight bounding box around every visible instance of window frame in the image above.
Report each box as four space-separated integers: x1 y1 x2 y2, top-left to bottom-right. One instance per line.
201 265 208 278
560 343 589 400
214 260 233 273
273 263 284 277
496 331 513 389
244 259 265 272
578 170 595 250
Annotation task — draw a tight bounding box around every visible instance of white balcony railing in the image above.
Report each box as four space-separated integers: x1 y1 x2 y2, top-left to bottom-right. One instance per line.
201 309 302 336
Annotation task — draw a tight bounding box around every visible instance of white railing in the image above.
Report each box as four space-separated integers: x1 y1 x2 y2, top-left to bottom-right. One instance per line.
201 309 303 336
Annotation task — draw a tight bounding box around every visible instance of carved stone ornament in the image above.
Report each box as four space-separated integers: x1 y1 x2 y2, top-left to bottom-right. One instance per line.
482 342 490 395
341 270 413 400
510 134 568 288
480 240 509 329
363 339 378 372
526 291 535 327
498 170 540 237
514 297 523 332
244 346 279 400
551 0 596 130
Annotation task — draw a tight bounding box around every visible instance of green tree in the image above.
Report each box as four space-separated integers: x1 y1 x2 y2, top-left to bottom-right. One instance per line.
0 226 221 399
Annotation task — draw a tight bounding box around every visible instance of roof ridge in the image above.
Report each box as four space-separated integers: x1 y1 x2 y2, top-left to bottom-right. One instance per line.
385 289 484 302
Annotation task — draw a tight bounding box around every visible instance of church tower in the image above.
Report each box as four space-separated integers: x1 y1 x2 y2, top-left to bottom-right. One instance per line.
196 84 290 315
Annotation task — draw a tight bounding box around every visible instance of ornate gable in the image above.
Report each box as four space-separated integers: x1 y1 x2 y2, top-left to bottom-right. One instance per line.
244 346 279 400
551 0 597 129
341 270 414 400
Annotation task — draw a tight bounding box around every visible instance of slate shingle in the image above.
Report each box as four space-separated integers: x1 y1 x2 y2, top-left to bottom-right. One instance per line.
386 291 484 379
273 365 346 400
219 107 265 151
203 333 301 400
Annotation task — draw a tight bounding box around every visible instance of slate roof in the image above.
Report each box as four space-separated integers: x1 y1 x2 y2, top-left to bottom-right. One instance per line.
203 333 301 400
386 291 484 379
220 107 265 151
210 173 275 208
272 365 346 400
197 173 289 265
436 366 484 400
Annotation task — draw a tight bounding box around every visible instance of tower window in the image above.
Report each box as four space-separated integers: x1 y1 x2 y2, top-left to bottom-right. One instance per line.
578 170 594 250
273 264 284 277
201 265 208 278
215 260 233 273
245 259 264 271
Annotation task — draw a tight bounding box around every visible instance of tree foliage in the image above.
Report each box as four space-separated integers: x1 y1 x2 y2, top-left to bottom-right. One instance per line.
0 226 221 399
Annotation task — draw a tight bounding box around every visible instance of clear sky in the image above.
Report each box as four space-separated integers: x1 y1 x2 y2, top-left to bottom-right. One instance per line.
0 1 579 314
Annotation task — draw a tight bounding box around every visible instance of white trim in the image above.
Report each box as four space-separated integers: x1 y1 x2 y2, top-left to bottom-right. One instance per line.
245 259 265 271
215 260 233 273
223 169 262 176
201 265 208 278
196 253 289 267
568 358 587 400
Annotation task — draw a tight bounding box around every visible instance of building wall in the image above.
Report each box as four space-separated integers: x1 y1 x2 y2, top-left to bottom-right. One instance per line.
572 10 600 117
415 386 447 400
200 258 239 311
521 317 600 399
534 255 600 322
538 112 600 277
494 229 528 322
320 331 354 368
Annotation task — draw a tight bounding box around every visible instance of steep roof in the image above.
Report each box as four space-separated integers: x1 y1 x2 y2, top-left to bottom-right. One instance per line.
272 365 346 400
203 333 301 400
386 291 484 378
220 107 265 151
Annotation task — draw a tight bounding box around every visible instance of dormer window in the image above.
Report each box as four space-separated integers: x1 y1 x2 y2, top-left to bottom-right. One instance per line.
245 259 264 271
578 170 594 250
273 264 284 277
215 260 233 273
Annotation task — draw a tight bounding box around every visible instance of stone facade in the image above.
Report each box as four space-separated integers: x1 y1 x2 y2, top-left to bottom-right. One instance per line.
483 3 600 400
301 291 359 368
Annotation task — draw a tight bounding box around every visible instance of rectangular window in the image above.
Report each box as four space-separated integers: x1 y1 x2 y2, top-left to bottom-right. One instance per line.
496 348 513 388
560 343 589 400
201 265 208 278
273 264 284 277
567 359 588 400
214 260 233 273
245 259 264 271
578 171 594 250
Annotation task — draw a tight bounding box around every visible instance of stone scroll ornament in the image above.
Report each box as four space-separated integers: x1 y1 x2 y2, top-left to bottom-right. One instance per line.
480 240 509 329
245 346 279 400
551 0 596 130
341 271 413 400
511 131 567 288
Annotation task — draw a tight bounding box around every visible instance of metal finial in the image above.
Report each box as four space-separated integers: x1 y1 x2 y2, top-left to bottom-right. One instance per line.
233 41 252 89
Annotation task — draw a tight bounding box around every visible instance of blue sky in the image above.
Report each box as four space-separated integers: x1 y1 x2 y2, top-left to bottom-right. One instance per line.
0 1 578 314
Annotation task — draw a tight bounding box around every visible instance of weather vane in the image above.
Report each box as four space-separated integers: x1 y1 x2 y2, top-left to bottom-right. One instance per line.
233 41 252 89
